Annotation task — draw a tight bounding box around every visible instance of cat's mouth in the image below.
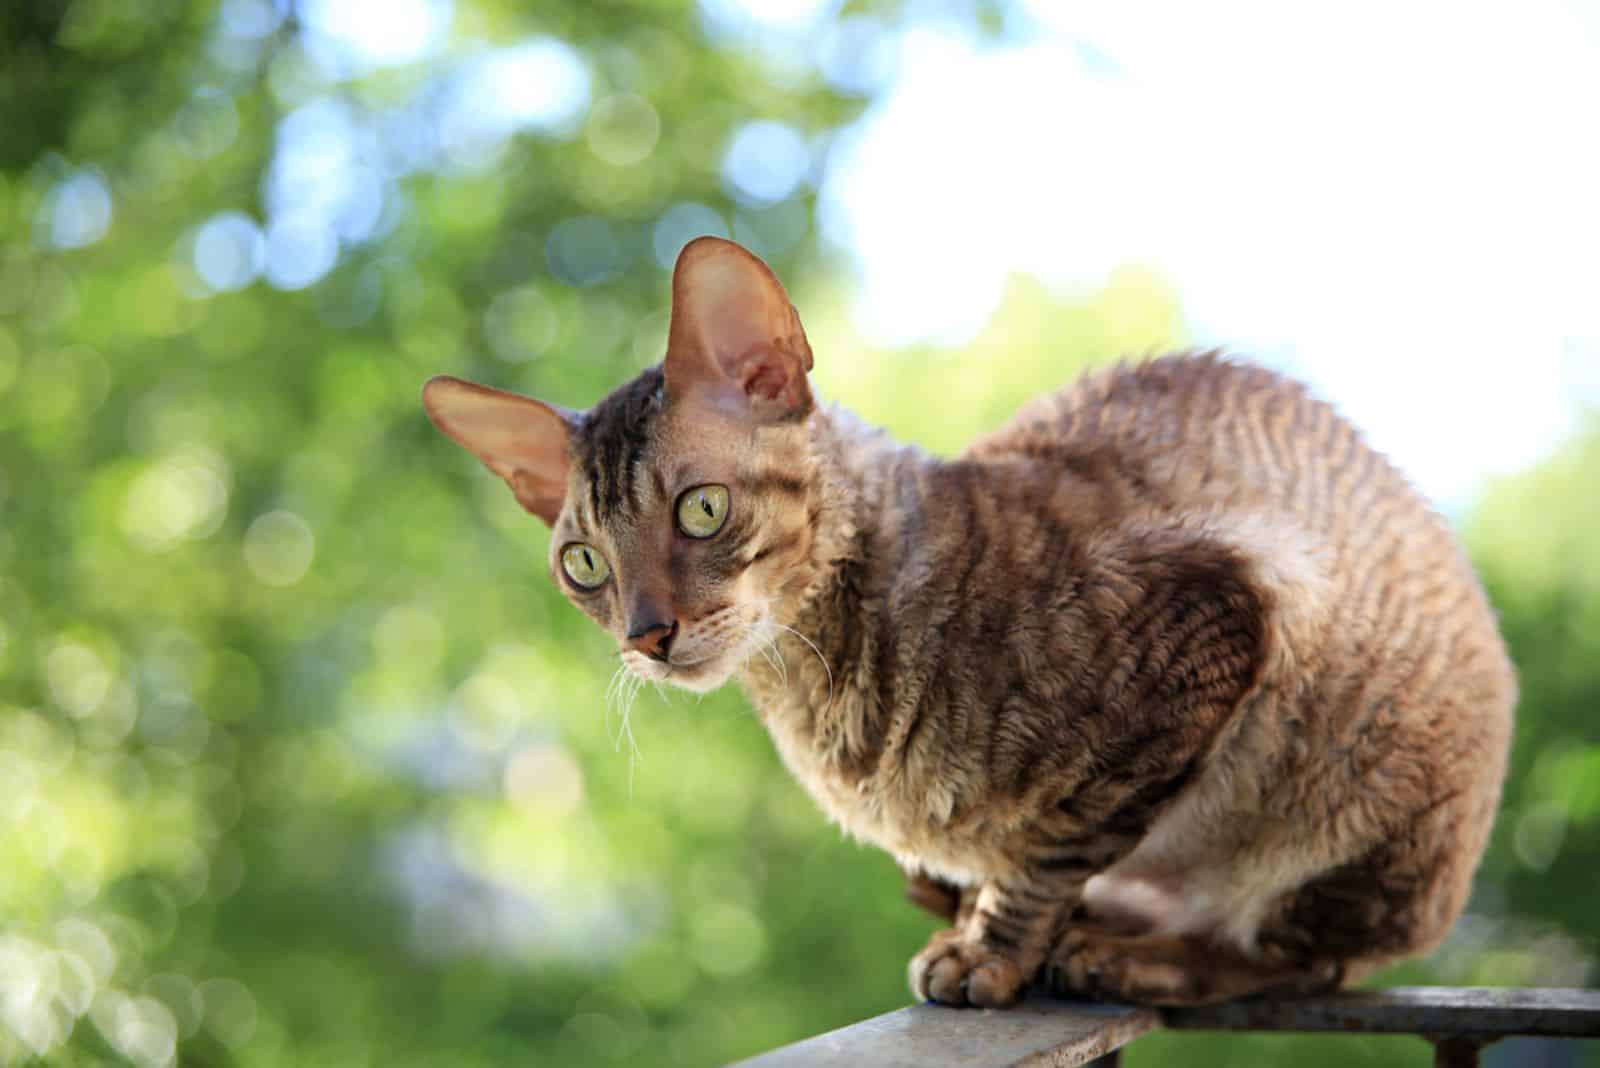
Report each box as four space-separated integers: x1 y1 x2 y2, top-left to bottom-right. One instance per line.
620 646 742 694
618 608 767 694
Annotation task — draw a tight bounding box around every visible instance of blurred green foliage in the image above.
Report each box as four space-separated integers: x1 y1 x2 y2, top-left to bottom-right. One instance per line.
0 2 1593 1067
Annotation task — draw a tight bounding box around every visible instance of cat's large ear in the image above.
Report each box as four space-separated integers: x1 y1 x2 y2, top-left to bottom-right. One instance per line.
422 376 577 525
664 236 813 422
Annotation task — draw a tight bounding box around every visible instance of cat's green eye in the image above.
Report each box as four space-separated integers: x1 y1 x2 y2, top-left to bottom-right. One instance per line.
560 543 610 589
676 484 730 539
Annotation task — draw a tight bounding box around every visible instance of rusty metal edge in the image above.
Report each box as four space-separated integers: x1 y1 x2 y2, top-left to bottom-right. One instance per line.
1163 986 1600 1038
1012 1007 1162 1068
730 986 1599 1067
727 999 1160 1068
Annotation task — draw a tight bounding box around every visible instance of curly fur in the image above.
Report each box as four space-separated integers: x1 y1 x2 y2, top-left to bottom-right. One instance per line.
424 239 1515 1008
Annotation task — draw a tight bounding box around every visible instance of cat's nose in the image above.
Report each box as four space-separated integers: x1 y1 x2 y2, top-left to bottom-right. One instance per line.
626 619 678 662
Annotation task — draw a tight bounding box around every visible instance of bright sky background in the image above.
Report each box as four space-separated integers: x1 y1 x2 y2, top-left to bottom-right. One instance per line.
240 0 1600 514
819 0 1600 513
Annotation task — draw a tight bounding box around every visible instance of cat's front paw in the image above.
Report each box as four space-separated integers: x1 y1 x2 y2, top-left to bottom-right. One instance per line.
908 929 1027 1008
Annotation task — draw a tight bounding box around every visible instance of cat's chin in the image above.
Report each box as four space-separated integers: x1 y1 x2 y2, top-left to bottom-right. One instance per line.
620 650 741 695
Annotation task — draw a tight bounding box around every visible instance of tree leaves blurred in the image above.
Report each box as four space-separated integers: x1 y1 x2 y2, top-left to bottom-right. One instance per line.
0 2 1593 1067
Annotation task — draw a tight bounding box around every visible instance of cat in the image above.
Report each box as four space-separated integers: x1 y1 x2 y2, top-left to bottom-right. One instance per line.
422 236 1515 1008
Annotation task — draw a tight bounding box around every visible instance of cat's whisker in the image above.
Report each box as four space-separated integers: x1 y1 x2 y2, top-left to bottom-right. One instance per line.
758 638 788 685
604 662 628 750
744 621 788 684
762 632 790 687
602 670 642 797
622 673 649 798
768 620 833 708
613 665 638 752
604 670 618 743
614 671 635 752
743 599 795 683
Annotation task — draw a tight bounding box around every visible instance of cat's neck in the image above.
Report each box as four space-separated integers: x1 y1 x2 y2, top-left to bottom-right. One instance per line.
793 399 933 619
736 402 939 765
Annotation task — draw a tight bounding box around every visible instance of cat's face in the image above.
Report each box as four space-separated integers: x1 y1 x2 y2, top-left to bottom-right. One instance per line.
548 374 819 691
423 237 817 692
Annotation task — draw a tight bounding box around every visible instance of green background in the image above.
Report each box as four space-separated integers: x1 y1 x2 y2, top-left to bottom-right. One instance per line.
0 1 1594 1065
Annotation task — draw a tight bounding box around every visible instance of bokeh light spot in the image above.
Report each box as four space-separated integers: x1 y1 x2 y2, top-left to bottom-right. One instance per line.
504 742 585 818
467 39 591 135
41 171 113 250
143 974 202 1040
243 511 315 587
586 94 661 166
55 919 117 984
219 0 284 40
120 451 231 552
689 902 766 978
545 216 624 287
45 640 114 720
173 90 240 161
90 991 177 1068
721 121 809 205
191 213 264 293
197 978 257 1048
651 202 729 269
374 604 445 675
298 0 452 68
733 199 809 259
819 16 897 95
263 218 338 290
451 672 524 752
484 286 561 363
0 935 74 1056
699 0 836 38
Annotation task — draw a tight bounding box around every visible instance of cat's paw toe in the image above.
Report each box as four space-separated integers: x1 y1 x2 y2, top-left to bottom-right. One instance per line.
1046 931 1107 999
908 932 1025 1008
1049 930 1206 1005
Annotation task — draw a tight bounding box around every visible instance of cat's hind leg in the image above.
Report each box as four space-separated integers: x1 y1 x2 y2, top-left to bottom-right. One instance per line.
1046 754 1499 1006
1045 925 1343 1006
902 869 975 924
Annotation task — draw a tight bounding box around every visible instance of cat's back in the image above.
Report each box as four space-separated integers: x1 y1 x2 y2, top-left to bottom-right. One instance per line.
966 351 1514 713
966 351 1391 527
967 352 1460 570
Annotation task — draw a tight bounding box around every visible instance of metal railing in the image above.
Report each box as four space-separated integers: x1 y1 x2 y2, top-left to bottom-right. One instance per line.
731 987 1600 1068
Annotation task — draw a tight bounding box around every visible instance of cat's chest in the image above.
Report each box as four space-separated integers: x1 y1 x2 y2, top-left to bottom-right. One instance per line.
755 691 995 884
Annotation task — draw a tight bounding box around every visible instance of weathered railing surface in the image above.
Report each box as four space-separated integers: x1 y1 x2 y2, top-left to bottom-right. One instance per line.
731 987 1600 1068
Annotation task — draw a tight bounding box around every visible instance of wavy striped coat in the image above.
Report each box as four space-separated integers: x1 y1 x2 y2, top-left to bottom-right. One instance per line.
422 237 1515 1007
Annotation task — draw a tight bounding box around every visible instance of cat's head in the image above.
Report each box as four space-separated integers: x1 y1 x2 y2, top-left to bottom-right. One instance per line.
423 237 822 692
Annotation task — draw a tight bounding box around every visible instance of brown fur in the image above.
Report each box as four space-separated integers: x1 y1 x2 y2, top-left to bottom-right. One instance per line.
423 237 1516 1008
